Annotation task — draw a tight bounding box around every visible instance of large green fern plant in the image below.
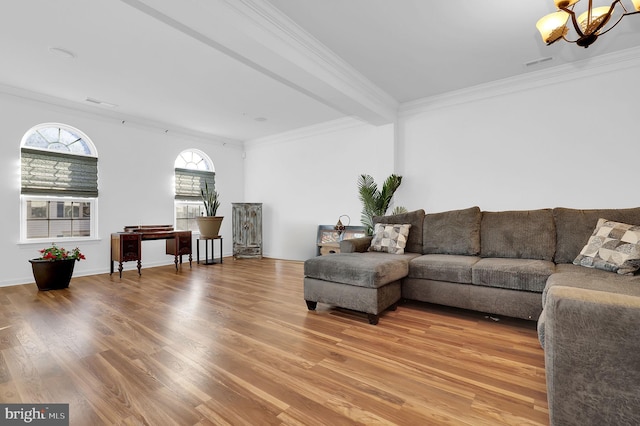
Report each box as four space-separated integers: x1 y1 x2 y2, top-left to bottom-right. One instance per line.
358 174 407 235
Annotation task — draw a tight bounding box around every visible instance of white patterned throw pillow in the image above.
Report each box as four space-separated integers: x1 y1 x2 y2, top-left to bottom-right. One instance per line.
573 218 640 275
369 223 412 254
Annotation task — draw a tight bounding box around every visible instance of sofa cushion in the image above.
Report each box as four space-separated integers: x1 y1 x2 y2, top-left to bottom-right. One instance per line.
340 236 373 253
304 252 420 289
472 258 555 293
553 207 640 264
408 254 480 284
573 219 640 275
480 209 556 261
369 223 411 254
543 269 640 306
373 209 425 254
423 206 481 256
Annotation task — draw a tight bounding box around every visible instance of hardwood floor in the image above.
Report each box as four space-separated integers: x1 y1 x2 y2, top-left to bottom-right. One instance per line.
0 258 548 425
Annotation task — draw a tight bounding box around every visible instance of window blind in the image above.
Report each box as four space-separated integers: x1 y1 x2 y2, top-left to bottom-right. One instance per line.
175 168 215 200
21 148 98 197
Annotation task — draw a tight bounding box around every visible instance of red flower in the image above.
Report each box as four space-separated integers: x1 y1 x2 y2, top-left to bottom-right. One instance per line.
36 244 86 262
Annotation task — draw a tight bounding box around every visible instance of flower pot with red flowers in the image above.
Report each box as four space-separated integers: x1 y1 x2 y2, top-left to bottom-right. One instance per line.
29 244 86 291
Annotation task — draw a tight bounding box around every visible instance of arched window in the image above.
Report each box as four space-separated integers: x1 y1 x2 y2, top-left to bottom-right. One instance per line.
174 149 215 231
20 123 98 241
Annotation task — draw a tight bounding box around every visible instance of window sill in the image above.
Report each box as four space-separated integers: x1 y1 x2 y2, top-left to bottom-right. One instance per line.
18 237 102 247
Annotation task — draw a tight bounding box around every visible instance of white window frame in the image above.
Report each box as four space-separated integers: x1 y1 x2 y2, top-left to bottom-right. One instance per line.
20 123 99 243
174 200 205 233
174 149 215 232
20 195 98 244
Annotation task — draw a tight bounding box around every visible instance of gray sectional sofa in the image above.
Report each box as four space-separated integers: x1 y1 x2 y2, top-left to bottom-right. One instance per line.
304 206 640 425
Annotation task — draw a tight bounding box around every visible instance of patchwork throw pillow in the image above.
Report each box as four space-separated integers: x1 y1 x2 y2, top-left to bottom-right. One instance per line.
573 218 640 275
369 223 412 254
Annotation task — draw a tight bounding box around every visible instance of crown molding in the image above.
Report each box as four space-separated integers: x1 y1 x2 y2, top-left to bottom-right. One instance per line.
244 116 368 149
120 0 397 125
399 45 640 118
0 83 243 147
228 0 398 119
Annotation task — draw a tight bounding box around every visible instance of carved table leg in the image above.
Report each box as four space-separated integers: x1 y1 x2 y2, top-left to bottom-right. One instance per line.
118 262 123 279
137 260 142 276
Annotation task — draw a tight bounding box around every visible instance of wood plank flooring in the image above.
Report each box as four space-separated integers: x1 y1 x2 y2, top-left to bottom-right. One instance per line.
0 258 548 425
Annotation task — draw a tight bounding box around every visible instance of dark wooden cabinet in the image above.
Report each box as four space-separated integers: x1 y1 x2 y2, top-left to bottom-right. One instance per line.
232 203 262 259
111 232 142 277
165 231 192 257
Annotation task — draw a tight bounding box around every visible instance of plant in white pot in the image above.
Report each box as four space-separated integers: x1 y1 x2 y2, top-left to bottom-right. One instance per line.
196 180 223 238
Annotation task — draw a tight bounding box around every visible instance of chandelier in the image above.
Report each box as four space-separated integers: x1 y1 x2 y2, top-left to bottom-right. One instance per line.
536 0 640 47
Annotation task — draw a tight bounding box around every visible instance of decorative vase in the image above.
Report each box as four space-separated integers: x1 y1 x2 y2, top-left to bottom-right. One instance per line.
196 216 224 238
29 258 76 291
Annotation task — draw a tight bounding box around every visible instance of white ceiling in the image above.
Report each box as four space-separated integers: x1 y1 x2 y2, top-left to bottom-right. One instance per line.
270 0 640 102
3 0 640 142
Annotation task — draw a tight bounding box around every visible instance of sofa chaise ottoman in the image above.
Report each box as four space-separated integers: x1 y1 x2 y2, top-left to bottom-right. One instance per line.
304 252 420 324
304 210 425 324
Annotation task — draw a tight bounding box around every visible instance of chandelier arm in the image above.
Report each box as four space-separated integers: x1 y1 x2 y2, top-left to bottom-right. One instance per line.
597 9 640 36
589 0 623 35
596 13 626 36
560 7 586 37
618 0 630 13
560 36 579 43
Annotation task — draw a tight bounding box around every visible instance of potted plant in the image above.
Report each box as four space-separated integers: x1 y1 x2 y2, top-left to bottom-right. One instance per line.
196 180 223 238
358 174 407 235
29 244 85 291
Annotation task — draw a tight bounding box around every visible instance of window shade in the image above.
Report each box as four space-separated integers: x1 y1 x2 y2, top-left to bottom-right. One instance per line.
175 168 215 200
21 148 98 197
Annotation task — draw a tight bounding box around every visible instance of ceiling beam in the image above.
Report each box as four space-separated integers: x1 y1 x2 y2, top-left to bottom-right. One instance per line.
119 0 398 125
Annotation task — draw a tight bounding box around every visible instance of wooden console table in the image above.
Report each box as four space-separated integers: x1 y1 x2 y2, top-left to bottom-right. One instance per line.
110 225 192 278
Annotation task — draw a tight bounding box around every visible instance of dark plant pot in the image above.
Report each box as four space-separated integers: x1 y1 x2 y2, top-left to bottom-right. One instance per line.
29 258 76 291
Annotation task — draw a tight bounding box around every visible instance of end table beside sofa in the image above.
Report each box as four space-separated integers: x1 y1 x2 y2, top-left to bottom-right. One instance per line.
303 206 640 426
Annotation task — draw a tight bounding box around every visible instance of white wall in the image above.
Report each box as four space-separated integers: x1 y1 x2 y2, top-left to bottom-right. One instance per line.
4 53 639 282
244 118 395 260
0 92 244 287
396 57 640 214
245 55 640 262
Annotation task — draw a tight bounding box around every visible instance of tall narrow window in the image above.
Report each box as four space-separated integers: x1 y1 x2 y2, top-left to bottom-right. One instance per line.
20 123 98 241
174 149 215 232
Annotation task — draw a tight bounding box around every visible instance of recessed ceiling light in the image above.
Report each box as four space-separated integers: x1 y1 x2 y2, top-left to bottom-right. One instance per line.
85 97 118 108
254 117 267 122
48 47 76 59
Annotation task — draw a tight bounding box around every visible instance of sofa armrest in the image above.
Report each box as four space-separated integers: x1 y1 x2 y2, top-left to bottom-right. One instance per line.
543 285 640 426
340 237 372 253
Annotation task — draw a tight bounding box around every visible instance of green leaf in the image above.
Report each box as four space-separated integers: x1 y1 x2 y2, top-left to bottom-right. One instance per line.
357 174 405 235
201 180 221 216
